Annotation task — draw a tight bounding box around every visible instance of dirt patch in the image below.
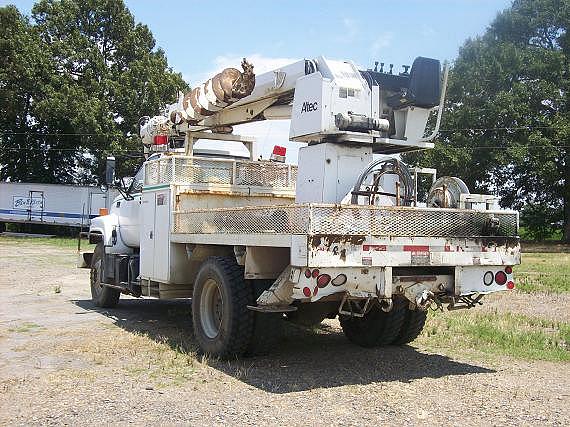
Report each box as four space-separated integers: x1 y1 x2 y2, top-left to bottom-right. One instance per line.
0 240 568 426
478 291 570 323
522 241 570 253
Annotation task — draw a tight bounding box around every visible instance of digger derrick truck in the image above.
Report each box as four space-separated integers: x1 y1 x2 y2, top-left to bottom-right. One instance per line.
88 56 521 357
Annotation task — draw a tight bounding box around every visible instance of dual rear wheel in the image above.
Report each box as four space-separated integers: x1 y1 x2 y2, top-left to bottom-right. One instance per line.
339 301 427 347
192 256 428 356
192 256 282 358
191 256 255 358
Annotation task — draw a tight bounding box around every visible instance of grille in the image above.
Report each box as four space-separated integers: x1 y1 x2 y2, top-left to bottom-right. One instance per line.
173 204 519 237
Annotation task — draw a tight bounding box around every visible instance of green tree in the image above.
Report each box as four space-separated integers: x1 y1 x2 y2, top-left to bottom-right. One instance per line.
0 0 188 184
404 0 569 241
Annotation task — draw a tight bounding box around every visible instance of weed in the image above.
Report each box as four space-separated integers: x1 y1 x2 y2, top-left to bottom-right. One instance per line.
515 253 570 294
8 322 43 333
419 310 569 362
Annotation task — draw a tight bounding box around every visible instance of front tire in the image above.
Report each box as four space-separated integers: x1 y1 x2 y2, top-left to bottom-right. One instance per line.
192 257 254 358
90 243 120 308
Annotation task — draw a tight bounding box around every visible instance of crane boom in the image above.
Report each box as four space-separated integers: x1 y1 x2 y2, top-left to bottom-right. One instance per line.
140 55 447 154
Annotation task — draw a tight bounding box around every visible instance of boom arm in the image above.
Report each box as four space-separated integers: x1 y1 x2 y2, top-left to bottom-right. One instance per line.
140 56 447 153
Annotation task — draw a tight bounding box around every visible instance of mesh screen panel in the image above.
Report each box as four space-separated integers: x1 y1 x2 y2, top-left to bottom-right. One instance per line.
174 205 310 234
144 156 296 190
174 204 518 237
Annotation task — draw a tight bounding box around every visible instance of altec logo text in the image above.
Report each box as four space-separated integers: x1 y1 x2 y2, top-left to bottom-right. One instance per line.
301 101 318 113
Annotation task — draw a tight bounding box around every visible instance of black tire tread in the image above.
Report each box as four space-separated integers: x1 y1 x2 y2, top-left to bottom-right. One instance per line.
192 256 254 358
339 303 407 348
394 308 427 345
90 243 120 308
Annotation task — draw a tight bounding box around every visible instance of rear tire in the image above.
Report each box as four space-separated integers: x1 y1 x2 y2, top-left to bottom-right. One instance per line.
339 302 406 348
192 257 254 358
90 243 120 308
393 307 427 345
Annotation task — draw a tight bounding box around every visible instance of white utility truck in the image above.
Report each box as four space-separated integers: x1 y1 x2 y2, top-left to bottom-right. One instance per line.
87 56 520 357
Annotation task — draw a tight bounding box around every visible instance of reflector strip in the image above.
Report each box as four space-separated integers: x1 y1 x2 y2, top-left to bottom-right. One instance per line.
362 244 387 251
403 245 430 252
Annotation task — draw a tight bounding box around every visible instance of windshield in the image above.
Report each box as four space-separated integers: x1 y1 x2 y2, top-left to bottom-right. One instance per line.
130 153 160 192
131 167 144 192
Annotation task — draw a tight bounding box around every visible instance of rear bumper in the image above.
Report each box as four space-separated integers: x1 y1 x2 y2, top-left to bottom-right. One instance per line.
289 264 516 302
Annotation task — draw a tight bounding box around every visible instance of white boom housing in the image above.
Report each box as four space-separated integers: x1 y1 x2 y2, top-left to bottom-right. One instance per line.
140 56 447 153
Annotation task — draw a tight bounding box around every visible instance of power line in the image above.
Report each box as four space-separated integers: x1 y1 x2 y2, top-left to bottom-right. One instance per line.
1 144 567 153
439 125 562 132
0 131 124 136
0 124 566 137
0 146 143 153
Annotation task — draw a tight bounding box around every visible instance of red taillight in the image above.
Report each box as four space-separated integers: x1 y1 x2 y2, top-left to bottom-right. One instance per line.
505 266 513 274
311 269 320 278
495 271 508 286
272 145 286 157
153 135 168 145
317 274 331 288
506 281 515 290
302 287 311 297
304 269 312 278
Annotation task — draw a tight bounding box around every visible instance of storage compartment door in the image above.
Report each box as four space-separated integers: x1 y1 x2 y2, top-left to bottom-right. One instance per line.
140 192 155 279
152 191 170 282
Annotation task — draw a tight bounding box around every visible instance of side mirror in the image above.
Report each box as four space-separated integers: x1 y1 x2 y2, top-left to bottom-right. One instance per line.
105 157 116 185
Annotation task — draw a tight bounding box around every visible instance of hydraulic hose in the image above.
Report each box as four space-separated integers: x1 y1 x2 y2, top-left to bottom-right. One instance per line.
350 158 413 206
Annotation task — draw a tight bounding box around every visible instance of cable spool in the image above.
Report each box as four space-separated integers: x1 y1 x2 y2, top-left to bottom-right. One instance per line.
427 177 470 208
350 158 414 206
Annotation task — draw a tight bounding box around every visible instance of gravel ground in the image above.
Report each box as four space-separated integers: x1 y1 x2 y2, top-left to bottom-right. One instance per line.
0 241 568 426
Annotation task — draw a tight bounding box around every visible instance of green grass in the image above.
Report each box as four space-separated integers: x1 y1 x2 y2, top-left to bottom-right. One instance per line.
419 310 569 362
8 322 44 333
516 252 570 294
0 235 95 251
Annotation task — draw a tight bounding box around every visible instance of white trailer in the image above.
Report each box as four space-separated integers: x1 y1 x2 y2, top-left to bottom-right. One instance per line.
87 55 521 358
0 182 115 229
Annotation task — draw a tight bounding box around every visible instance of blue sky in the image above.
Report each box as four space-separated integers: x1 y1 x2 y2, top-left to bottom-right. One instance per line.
4 0 513 160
